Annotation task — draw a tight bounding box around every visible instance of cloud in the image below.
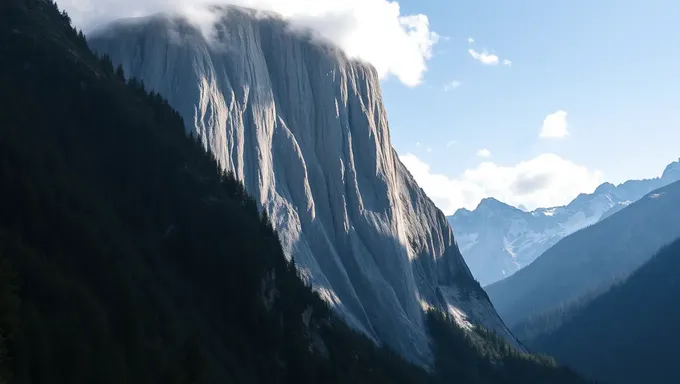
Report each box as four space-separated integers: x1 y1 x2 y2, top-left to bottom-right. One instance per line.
415 142 422 148
55 0 438 87
468 48 499 65
476 149 491 158
467 40 512 67
446 140 457 147
426 147 432 153
540 110 569 138
399 153 604 215
511 173 553 195
444 80 461 91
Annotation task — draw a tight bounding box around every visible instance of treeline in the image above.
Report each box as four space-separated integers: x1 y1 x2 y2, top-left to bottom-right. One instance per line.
511 286 606 345
530 237 680 384
427 311 584 384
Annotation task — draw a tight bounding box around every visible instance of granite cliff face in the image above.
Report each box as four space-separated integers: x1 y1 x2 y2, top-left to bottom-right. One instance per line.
89 7 519 365
448 159 680 286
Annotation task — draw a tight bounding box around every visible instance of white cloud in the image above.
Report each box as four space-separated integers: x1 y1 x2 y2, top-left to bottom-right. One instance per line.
468 48 499 65
415 142 422 148
446 140 457 147
444 80 461 91
477 149 491 158
55 0 438 87
399 153 604 215
426 147 432 153
540 110 569 138
467 41 512 67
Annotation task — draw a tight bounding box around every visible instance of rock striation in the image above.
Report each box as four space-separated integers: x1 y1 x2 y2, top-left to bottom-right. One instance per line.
89 7 520 365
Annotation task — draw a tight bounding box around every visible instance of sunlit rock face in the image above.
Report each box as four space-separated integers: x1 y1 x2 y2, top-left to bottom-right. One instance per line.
89 7 520 365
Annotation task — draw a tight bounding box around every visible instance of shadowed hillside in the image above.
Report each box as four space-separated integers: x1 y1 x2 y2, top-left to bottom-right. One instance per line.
531 238 680 383
0 0 586 383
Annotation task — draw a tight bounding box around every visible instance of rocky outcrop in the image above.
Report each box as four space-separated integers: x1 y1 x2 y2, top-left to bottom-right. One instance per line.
89 7 519 365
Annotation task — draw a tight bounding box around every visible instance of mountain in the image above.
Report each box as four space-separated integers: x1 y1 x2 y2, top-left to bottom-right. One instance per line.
485 180 680 327
448 161 680 286
0 1 433 382
0 1 589 382
86 8 519 364
530 238 680 384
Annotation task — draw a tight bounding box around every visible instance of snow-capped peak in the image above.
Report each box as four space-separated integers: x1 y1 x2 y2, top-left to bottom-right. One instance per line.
448 160 680 286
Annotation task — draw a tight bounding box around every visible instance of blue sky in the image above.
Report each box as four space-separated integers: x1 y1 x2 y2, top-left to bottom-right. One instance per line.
59 0 680 214
383 0 680 213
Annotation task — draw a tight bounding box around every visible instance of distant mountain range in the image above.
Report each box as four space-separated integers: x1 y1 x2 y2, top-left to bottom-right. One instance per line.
448 159 680 286
485 180 680 328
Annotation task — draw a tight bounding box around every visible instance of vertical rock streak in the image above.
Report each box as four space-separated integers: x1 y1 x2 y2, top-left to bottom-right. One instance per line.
90 8 519 364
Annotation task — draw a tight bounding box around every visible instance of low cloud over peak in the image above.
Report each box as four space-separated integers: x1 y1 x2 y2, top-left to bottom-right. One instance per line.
56 0 439 87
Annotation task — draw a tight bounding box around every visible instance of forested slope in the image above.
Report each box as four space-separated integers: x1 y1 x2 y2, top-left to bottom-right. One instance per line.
0 1 585 383
0 1 429 382
531 238 680 384
487 180 680 327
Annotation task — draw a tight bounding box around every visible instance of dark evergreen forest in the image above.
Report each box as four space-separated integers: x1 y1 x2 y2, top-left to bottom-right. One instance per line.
511 287 605 346
487 179 680 329
530 237 680 384
0 0 586 382
427 312 584 384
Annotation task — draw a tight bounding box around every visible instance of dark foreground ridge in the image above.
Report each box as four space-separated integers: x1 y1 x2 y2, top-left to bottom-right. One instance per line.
0 0 586 382
531 237 680 384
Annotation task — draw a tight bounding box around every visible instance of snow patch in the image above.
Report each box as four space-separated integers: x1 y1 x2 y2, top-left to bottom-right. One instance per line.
542 208 557 216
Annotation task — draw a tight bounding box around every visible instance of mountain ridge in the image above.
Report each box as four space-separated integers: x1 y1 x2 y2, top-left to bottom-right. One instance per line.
485 180 680 327
0 1 434 380
530 237 680 384
88 8 520 364
448 160 680 285
0 1 589 382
